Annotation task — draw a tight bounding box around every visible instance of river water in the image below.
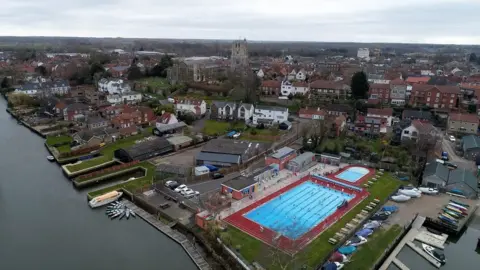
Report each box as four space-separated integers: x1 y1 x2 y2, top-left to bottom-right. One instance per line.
0 100 197 270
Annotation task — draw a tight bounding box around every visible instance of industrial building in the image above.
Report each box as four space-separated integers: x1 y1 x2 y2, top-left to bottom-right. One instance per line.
114 137 173 163
195 139 269 167
286 152 315 172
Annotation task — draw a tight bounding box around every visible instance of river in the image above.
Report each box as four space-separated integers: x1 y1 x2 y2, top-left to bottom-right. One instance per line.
0 100 197 270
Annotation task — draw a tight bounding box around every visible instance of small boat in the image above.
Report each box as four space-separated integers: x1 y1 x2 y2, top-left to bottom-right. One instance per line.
89 191 123 208
399 185 420 192
438 215 457 225
355 229 373 237
422 244 446 265
46 155 55 162
329 252 348 263
363 221 382 230
398 189 421 198
381 206 399 213
450 200 469 208
110 211 123 219
338 246 356 255
126 210 130 219
448 202 468 212
418 187 439 195
391 194 411 202
443 209 462 219
130 211 136 218
346 235 368 247
446 205 466 215
371 212 390 221
334 262 344 269
442 213 458 222
119 211 127 220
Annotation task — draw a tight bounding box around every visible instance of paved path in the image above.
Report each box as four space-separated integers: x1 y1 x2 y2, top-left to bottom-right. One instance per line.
122 200 211 270
441 138 475 170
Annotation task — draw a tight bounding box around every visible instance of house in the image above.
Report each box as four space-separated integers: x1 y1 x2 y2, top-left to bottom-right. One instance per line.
296 69 307 81
325 104 352 119
310 80 351 101
175 99 207 118
402 110 432 122
86 116 110 130
287 69 297 80
42 80 71 96
261 80 281 95
422 162 478 199
256 69 265 78
462 135 480 160
447 113 479 135
195 139 269 167
406 76 430 85
84 88 105 105
368 84 391 104
354 115 387 136
266 147 298 170
72 127 119 147
409 85 460 109
286 152 316 172
280 81 309 96
210 101 254 123
333 115 347 136
155 113 179 130
390 79 407 106
14 82 41 96
252 105 289 126
368 74 390 85
357 48 370 60
111 107 155 128
298 107 326 120
63 103 89 121
367 108 393 126
401 120 437 142
97 78 131 94
106 91 142 105
221 175 258 200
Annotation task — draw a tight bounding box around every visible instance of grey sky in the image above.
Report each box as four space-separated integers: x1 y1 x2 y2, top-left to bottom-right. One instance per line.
1 0 479 44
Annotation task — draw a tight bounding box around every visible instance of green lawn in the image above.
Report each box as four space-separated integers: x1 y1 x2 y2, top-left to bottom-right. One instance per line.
344 225 403 270
46 135 72 146
74 163 142 183
56 144 71 153
65 156 113 172
87 162 158 198
220 173 403 269
203 120 245 136
138 77 170 89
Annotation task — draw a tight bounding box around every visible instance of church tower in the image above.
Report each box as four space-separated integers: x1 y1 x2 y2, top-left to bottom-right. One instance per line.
230 38 249 71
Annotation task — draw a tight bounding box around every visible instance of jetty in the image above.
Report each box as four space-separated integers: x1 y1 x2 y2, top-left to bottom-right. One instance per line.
122 200 211 270
379 215 449 270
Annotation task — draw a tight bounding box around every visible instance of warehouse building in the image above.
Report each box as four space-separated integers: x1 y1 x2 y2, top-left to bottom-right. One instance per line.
195 139 269 167
286 151 316 172
114 137 173 162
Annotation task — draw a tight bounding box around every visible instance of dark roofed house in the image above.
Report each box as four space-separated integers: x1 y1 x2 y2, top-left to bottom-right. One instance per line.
196 139 270 167
448 113 479 135
461 135 480 160
86 116 110 130
422 161 478 198
402 110 432 121
113 137 173 163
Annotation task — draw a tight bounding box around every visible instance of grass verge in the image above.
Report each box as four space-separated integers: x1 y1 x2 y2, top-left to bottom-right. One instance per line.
220 173 403 269
344 225 403 270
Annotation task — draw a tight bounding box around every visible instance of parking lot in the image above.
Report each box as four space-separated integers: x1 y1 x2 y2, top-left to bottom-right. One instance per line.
150 147 202 167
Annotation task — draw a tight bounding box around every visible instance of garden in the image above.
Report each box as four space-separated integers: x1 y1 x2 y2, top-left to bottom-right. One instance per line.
202 120 246 136
46 135 73 153
219 173 403 270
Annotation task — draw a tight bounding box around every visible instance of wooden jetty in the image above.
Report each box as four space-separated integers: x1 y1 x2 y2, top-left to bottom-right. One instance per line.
122 200 211 270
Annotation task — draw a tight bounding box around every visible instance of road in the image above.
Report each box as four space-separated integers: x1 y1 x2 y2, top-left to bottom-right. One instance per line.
441 137 475 171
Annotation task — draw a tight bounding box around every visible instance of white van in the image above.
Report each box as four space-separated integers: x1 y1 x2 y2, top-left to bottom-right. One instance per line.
194 166 210 176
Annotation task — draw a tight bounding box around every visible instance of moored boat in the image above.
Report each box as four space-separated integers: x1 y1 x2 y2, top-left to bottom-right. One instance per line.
46 155 55 162
110 211 123 219
391 194 411 202
398 189 421 198
446 205 466 215
448 202 468 212
89 191 123 208
450 199 469 208
422 244 446 265
418 187 439 195
443 209 462 219
346 235 368 247
126 210 130 219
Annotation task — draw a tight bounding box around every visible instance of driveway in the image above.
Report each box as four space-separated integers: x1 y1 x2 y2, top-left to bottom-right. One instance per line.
441 137 475 171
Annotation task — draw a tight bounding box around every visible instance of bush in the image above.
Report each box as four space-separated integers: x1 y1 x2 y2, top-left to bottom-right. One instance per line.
250 129 257 135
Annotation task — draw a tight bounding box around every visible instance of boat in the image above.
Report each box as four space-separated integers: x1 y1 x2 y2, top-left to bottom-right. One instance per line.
363 221 381 230
443 209 462 219
418 187 439 195
450 200 470 208
371 212 390 221
337 246 356 255
130 211 136 218
438 214 457 225
46 155 55 162
126 210 130 219
441 213 458 222
110 211 123 219
448 202 468 212
329 252 348 263
381 206 399 212
345 235 368 247
355 229 373 237
446 205 466 215
398 189 421 198
119 211 127 220
89 191 123 208
422 244 446 265
399 185 420 192
391 194 411 202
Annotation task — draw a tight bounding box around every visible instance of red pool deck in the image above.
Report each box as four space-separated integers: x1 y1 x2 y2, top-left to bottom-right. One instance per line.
223 174 369 254
324 165 375 187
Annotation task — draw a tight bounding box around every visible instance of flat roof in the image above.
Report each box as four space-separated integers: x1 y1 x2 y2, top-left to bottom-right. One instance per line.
270 147 296 159
222 176 256 191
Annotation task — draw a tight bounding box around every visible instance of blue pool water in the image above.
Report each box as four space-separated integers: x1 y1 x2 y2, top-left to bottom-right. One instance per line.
244 181 354 239
336 166 370 182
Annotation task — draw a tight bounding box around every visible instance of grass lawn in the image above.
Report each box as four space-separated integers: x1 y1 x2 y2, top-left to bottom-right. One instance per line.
203 120 245 136
65 156 113 172
74 163 141 183
87 162 160 198
138 77 170 89
344 225 403 270
56 144 71 153
46 135 72 146
220 173 403 269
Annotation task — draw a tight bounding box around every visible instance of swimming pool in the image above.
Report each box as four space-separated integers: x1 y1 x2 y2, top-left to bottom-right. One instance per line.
336 166 370 182
244 181 353 239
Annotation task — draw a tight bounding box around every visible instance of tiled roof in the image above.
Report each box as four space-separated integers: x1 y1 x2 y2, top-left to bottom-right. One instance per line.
368 108 393 116
261 80 281 88
406 77 430 84
411 120 435 134
176 99 203 106
449 113 478 123
310 80 346 90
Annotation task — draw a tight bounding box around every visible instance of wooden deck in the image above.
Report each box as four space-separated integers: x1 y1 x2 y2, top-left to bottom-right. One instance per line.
122 200 211 270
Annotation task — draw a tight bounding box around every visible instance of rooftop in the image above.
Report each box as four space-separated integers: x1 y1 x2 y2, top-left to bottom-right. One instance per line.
222 175 256 191
449 113 478 123
270 147 296 159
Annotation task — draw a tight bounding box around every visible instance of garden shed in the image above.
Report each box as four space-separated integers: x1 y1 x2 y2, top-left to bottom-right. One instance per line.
114 137 173 162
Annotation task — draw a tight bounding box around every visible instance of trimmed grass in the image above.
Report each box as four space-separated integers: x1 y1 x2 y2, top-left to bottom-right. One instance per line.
344 225 403 270
46 135 72 146
203 120 245 136
56 144 71 153
74 163 141 183
65 156 113 172
87 162 156 198
220 173 403 269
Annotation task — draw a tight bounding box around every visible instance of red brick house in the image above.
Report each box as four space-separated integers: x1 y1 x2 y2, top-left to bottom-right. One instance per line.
63 103 89 121
110 106 155 128
409 85 460 109
261 80 281 95
298 107 326 120
406 76 430 85
368 84 391 104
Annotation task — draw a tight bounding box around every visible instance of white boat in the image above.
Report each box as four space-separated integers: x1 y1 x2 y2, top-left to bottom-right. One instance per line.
346 236 367 247
89 191 123 208
422 244 446 265
110 211 123 219
391 194 411 202
46 155 55 161
126 210 130 219
419 187 439 195
398 189 422 198
335 262 344 269
448 202 468 211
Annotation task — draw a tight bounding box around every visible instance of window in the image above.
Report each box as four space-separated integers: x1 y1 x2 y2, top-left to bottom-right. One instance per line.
451 94 455 97
403 130 410 134
427 97 430 102
427 92 431 96
450 99 454 103
436 93 440 97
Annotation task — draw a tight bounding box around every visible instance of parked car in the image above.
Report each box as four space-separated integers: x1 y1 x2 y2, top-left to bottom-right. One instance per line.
445 162 458 169
212 173 224 179
449 135 456 142
175 184 188 193
165 180 175 187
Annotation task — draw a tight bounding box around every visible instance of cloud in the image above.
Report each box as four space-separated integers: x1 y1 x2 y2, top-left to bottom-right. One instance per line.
0 0 479 44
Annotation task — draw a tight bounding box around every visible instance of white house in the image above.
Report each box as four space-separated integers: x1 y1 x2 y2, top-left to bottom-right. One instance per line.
106 91 142 104
295 69 307 81
401 120 438 142
14 79 71 96
367 108 393 127
287 69 297 81
237 103 254 122
14 82 41 96
156 112 179 130
256 69 265 78
357 48 370 60
280 81 309 96
175 99 207 117
98 78 131 94
252 105 289 126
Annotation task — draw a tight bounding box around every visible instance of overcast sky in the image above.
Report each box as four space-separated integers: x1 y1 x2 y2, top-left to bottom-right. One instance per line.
1 0 480 44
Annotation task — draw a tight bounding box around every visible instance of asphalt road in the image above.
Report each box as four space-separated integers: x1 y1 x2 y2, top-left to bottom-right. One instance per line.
441 137 475 171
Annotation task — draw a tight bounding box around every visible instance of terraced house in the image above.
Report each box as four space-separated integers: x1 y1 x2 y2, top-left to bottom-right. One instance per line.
309 80 350 102
210 101 254 123
409 85 460 109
